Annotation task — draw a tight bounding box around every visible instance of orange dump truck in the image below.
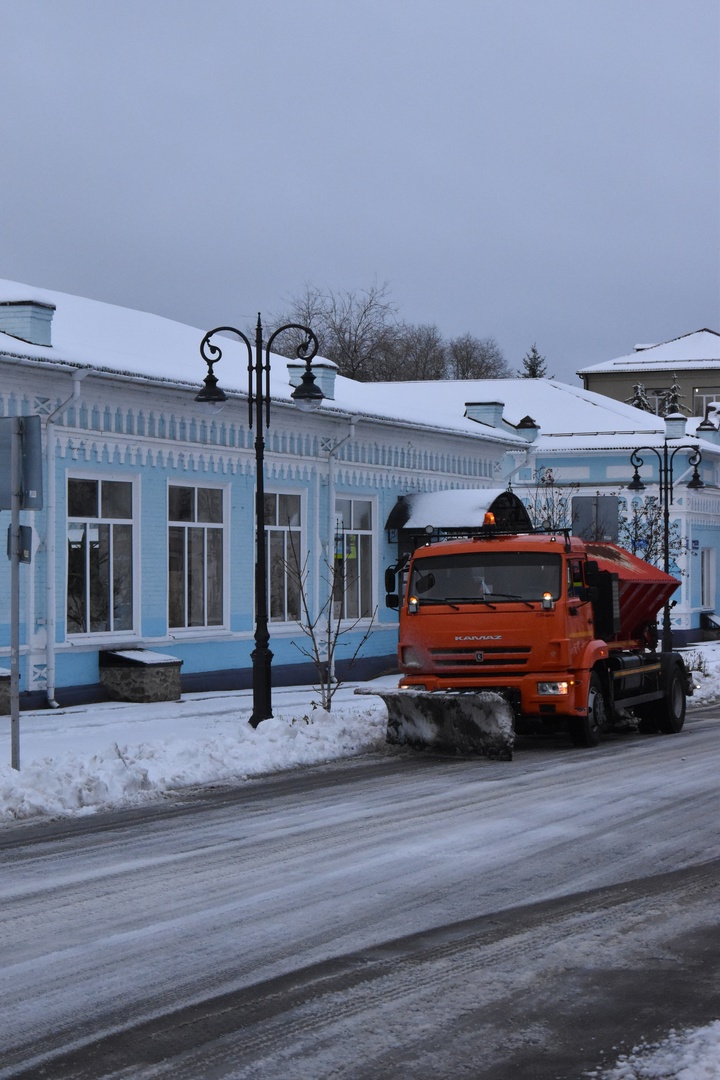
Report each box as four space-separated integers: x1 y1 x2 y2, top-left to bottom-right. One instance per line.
366 527 691 759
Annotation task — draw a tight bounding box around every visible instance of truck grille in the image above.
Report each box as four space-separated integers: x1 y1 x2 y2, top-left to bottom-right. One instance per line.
429 646 531 669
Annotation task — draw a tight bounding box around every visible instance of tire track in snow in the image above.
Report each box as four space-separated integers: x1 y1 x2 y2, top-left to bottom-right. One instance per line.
5 857 719 1079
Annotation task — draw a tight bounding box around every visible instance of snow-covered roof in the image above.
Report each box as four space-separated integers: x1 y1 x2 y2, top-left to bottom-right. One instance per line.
0 278 523 446
577 329 720 377
386 488 532 530
0 278 715 455
366 376 664 442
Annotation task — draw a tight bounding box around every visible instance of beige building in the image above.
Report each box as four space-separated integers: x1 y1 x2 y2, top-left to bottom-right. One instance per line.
578 329 720 418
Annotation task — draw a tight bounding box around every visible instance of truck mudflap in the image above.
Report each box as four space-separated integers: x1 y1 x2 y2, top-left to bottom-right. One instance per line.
355 688 515 760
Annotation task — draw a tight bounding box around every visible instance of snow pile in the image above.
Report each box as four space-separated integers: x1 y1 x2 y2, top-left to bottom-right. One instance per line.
595 1020 720 1078
680 645 720 707
0 688 389 822
2 642 720 824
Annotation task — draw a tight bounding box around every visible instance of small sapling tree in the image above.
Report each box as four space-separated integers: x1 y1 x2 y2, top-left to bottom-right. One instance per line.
618 495 686 571
524 467 577 530
285 534 376 710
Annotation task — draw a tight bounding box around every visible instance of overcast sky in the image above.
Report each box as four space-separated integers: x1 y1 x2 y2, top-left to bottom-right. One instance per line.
1 0 718 383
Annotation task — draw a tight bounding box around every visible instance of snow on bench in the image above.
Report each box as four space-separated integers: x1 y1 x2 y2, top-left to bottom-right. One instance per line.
99 649 183 703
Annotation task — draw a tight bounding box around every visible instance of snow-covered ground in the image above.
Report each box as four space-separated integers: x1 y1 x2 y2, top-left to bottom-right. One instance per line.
3 645 720 825
591 1021 720 1079
2 643 720 1079
0 677 394 822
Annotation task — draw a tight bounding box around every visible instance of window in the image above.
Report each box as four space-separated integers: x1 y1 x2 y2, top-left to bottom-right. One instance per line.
572 496 619 541
265 493 302 622
168 485 224 628
334 498 373 619
67 478 134 634
701 548 715 609
409 552 562 605
693 389 720 418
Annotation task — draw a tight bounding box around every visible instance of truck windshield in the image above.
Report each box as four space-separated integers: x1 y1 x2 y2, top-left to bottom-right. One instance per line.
409 552 562 604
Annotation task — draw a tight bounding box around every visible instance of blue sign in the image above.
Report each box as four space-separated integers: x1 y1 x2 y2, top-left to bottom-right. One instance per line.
0 416 43 510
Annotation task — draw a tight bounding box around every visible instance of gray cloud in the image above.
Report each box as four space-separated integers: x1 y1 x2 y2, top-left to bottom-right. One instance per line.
1 0 718 382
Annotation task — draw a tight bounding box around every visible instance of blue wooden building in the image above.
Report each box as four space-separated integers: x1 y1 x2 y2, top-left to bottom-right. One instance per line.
2 281 718 708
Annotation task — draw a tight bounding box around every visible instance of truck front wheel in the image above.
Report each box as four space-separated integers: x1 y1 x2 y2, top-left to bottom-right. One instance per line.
570 673 606 748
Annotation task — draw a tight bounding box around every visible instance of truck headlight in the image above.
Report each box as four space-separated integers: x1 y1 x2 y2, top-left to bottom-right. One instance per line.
537 681 570 696
401 646 423 668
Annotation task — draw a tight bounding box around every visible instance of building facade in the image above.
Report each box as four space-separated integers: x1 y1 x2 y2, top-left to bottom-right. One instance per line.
578 329 720 417
2 283 719 711
0 283 522 707
465 382 720 645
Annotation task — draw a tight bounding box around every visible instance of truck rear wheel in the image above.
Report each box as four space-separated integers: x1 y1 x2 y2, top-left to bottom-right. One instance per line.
657 663 686 734
635 661 686 735
570 673 606 747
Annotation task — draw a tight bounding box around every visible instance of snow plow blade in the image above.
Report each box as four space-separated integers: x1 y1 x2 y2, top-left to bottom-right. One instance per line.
355 688 514 760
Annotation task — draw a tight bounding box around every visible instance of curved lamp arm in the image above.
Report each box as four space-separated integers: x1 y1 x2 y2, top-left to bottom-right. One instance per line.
265 322 321 422
628 446 659 491
196 326 253 408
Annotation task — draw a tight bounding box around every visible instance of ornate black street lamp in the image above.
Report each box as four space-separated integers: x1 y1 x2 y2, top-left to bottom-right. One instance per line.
196 314 323 726
627 426 703 652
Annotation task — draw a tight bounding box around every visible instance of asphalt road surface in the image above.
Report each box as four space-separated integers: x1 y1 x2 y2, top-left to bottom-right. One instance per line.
1 709 719 1079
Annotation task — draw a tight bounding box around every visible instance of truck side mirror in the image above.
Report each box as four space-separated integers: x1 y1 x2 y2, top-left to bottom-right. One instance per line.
384 566 396 593
385 593 400 610
584 560 600 585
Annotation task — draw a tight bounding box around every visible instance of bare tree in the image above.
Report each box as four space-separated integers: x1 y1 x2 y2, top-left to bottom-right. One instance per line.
618 496 685 570
446 333 509 379
384 322 447 381
273 282 508 383
286 538 376 710
272 282 398 381
524 467 578 531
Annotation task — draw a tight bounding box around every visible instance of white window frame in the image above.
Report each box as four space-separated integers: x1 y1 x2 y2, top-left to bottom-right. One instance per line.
701 547 715 609
265 489 305 624
333 495 376 621
65 473 138 638
168 482 228 631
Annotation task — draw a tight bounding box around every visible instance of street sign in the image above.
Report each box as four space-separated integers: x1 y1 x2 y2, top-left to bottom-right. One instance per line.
0 415 43 510
7 525 32 563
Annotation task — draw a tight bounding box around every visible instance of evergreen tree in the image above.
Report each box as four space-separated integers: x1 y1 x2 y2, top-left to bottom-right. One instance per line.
519 344 552 379
625 382 654 412
658 373 688 416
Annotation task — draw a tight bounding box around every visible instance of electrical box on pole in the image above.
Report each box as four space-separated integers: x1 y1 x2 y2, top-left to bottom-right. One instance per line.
6 525 32 563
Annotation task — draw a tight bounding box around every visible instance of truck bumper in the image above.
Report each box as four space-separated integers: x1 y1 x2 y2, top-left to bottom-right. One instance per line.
398 672 587 719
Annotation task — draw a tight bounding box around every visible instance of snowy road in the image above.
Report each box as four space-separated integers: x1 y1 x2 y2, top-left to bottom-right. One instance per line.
2 716 719 1079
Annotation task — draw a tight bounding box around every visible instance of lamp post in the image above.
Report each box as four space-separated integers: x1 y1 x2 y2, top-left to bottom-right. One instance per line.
196 314 323 727
627 423 703 653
